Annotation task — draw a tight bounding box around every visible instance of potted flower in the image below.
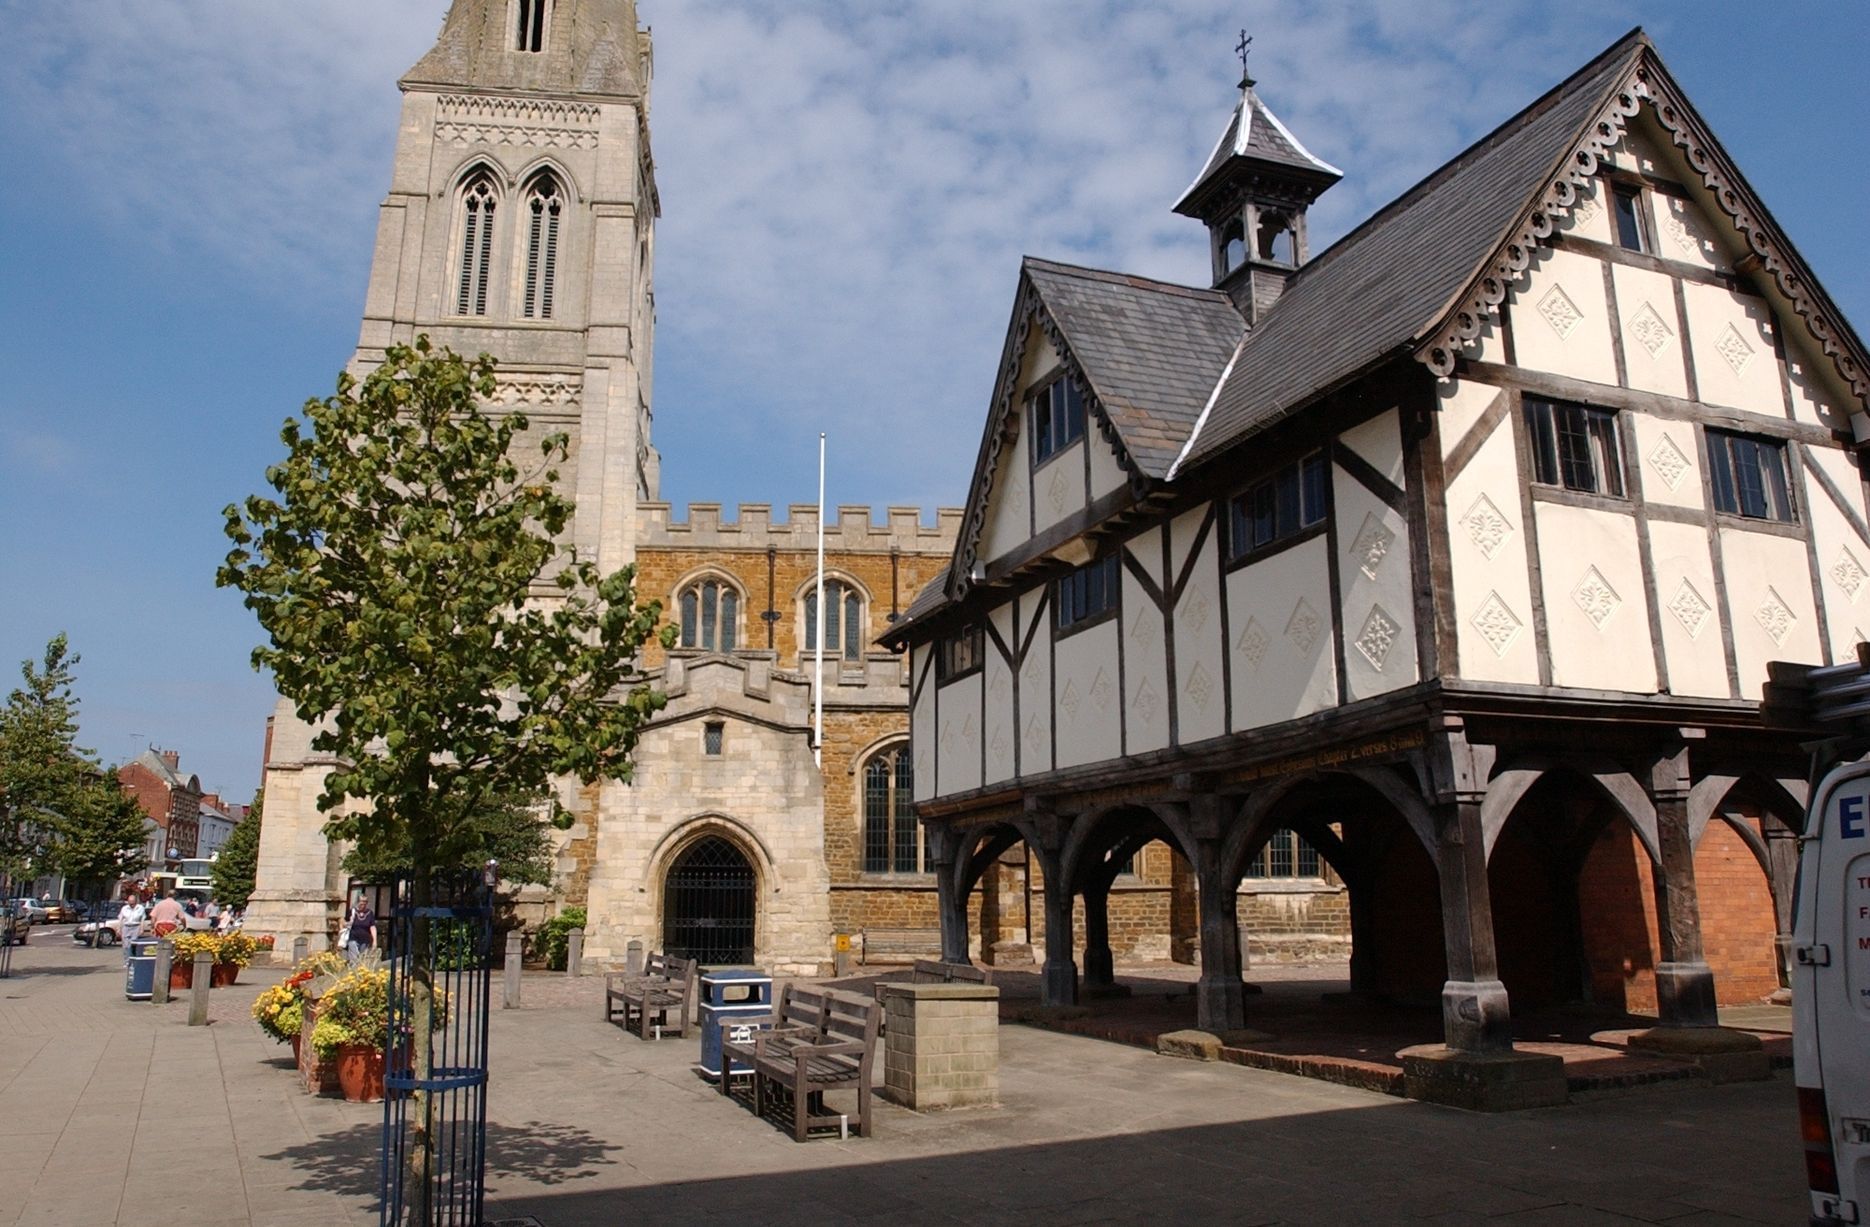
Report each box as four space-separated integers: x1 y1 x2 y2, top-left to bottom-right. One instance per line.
215 932 257 985
253 974 310 1060
311 965 391 1103
294 951 351 1093
165 931 219 989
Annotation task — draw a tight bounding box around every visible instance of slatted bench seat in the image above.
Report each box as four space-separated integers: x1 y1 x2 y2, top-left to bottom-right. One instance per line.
603 952 697 1040
860 927 941 965
871 958 990 1006
720 983 881 1141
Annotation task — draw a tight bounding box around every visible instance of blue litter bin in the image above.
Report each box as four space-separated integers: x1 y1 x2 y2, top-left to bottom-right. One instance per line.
697 969 773 1081
126 937 159 1000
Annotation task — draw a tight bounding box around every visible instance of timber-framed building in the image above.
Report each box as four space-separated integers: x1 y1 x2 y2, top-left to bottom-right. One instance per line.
882 29 1870 1076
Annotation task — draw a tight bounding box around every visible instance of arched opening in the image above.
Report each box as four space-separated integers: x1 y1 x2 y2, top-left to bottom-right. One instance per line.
1256 211 1295 264
675 574 742 653
662 835 756 966
1695 774 1803 1003
952 822 1033 965
1218 219 1247 276
454 167 500 317
520 170 564 320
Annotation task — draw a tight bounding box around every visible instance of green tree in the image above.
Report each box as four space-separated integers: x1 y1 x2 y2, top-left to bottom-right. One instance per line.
211 791 262 910
340 789 561 888
53 770 150 892
218 337 670 1222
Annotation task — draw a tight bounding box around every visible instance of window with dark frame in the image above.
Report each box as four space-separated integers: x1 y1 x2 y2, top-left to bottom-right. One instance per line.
1244 828 1323 879
1030 376 1086 465
703 722 724 756
1611 183 1648 254
937 623 983 681
1055 553 1120 633
1523 397 1625 497
515 0 548 52
1227 452 1328 560
678 578 739 652
455 172 498 317
862 747 918 873
520 172 562 320
805 579 864 661
1706 430 1796 523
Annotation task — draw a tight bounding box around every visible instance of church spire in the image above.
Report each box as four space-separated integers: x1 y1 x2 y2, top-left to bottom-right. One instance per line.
1174 44 1340 322
402 0 649 100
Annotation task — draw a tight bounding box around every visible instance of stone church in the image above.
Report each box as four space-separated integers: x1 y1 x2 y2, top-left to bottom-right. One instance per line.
246 0 959 974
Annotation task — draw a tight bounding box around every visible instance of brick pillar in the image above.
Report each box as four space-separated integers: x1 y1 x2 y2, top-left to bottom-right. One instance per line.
1645 740 1718 1027
1194 838 1245 1032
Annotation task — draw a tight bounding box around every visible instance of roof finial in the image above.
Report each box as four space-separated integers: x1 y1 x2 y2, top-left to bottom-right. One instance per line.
1235 29 1255 89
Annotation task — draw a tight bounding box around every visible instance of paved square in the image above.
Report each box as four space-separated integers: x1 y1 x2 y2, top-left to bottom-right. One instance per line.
0 939 1809 1225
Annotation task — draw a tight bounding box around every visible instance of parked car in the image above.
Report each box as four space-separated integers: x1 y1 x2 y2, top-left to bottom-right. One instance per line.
11 898 51 925
61 900 92 922
1 905 26 946
74 918 123 946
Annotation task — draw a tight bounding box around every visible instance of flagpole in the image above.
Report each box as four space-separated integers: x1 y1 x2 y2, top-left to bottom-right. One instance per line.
813 432 826 767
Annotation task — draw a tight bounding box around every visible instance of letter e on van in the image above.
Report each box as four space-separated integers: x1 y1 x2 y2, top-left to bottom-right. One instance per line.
1843 795 1867 839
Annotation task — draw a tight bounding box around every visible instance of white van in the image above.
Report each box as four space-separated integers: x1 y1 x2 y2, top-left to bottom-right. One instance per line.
1793 759 1870 1225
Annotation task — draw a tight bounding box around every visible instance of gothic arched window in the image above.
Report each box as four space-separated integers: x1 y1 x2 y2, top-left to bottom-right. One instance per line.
678 577 739 652
515 0 548 52
861 745 918 873
804 579 864 661
521 172 563 320
455 171 499 317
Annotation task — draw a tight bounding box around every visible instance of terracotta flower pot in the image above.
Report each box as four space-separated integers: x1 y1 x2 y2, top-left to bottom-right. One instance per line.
211 962 239 986
335 1044 386 1103
290 1033 302 1063
170 962 193 990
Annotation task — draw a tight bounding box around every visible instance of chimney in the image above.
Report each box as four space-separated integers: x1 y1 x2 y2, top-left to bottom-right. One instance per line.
159 749 180 772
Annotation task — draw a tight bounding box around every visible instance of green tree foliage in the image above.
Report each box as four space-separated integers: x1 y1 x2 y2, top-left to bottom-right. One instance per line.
340 789 560 888
218 338 671 1221
0 635 147 889
211 790 262 909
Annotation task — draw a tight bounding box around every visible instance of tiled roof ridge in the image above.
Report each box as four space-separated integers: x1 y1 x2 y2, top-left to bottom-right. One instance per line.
1021 256 1234 307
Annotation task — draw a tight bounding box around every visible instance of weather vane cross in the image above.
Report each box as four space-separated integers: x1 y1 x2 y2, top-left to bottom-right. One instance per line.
1235 29 1253 74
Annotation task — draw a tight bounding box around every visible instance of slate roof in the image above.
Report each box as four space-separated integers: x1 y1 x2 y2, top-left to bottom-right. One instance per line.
1174 85 1343 216
1025 258 1246 479
1176 32 1646 470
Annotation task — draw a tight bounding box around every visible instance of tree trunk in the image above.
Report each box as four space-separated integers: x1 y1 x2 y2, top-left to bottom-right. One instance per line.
403 870 435 1225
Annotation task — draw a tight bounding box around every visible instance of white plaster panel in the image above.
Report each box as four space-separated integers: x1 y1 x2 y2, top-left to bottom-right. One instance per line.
1627 412 1703 512
1089 430 1128 501
1603 132 1655 176
980 414 1031 563
1437 378 1505 462
935 672 983 796
1645 519 1730 699
983 600 1018 786
1167 507 1207 581
1225 534 1336 731
1441 387 1540 684
1717 527 1823 699
1031 444 1086 537
1800 449 1870 661
1472 315 1509 366
1681 282 1786 416
1120 561 1169 756
1338 408 1405 489
1786 338 1854 434
1558 173 1614 246
1535 501 1656 694
1511 247 1618 388
1611 263 1689 400
1173 527 1226 745
1807 445 1870 529
1015 592 1053 778
911 647 935 802
1054 620 1122 769
1649 189 1727 273
1334 465 1417 699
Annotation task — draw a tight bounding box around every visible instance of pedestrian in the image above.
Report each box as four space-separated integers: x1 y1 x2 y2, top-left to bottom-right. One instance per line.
204 898 221 925
118 893 147 964
345 895 377 962
214 905 234 934
149 890 186 937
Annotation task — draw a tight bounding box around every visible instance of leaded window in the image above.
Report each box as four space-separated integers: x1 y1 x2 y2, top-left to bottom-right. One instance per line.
521 173 563 320
862 747 918 873
805 580 864 661
1523 397 1624 497
455 172 498 317
937 623 983 681
1245 828 1322 879
1056 553 1119 633
1228 452 1327 559
678 578 739 652
1031 376 1086 465
1707 430 1795 523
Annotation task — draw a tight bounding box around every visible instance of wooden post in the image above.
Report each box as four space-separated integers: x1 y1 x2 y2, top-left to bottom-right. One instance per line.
291 936 309 966
566 928 584 978
503 931 522 1009
188 951 212 1026
151 940 172 1005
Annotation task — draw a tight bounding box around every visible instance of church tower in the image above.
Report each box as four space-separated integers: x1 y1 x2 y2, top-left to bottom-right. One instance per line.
1173 60 1340 323
355 0 661 572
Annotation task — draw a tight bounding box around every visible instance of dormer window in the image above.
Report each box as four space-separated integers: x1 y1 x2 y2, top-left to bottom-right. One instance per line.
1030 376 1086 466
515 0 548 53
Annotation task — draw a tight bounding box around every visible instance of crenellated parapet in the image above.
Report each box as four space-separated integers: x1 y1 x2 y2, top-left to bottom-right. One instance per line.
638 503 961 555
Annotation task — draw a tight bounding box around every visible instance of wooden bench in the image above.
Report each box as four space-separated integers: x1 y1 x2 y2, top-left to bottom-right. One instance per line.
871 958 990 1006
860 927 941 965
721 984 880 1141
603 952 697 1040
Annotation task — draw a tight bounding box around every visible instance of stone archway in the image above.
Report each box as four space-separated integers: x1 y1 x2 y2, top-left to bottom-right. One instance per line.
662 835 757 966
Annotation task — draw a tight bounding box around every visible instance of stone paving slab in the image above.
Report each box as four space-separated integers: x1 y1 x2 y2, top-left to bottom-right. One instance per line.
0 944 1812 1225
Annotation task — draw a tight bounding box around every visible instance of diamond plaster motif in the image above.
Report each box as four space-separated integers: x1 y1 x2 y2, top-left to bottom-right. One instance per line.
1128 608 1156 647
1349 513 1396 580
1179 588 1212 634
1047 468 1071 515
1354 606 1401 670
1662 209 1702 261
1058 680 1082 721
1627 302 1675 357
1472 592 1523 657
1022 651 1042 685
1237 619 1269 668
989 727 1008 758
1537 285 1584 339
1755 587 1795 646
1461 495 1515 560
1716 324 1756 376
1185 662 1215 711
1571 191 1601 228
1089 669 1114 713
961 714 976 742
1024 713 1045 753
939 720 956 752
1668 579 1712 640
988 669 1009 699
1572 566 1622 629
1647 434 1691 492
1285 599 1322 654
1131 677 1159 724
1832 549 1867 602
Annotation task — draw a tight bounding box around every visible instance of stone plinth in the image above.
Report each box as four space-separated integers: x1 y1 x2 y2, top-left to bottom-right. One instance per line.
1625 1025 1770 1084
1397 1045 1568 1111
880 982 999 1111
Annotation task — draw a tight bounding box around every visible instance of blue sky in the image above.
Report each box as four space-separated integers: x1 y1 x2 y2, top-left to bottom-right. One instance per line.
0 1 1865 802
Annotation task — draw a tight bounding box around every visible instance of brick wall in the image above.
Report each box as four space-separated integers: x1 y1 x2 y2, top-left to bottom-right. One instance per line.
1693 816 1780 1004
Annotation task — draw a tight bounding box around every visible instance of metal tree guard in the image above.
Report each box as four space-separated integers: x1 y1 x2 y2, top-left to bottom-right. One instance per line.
381 867 495 1226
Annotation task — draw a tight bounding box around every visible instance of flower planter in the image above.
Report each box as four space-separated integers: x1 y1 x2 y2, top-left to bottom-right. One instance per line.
290 1033 302 1064
170 961 193 990
211 962 240 987
299 996 340 1096
335 1044 386 1103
